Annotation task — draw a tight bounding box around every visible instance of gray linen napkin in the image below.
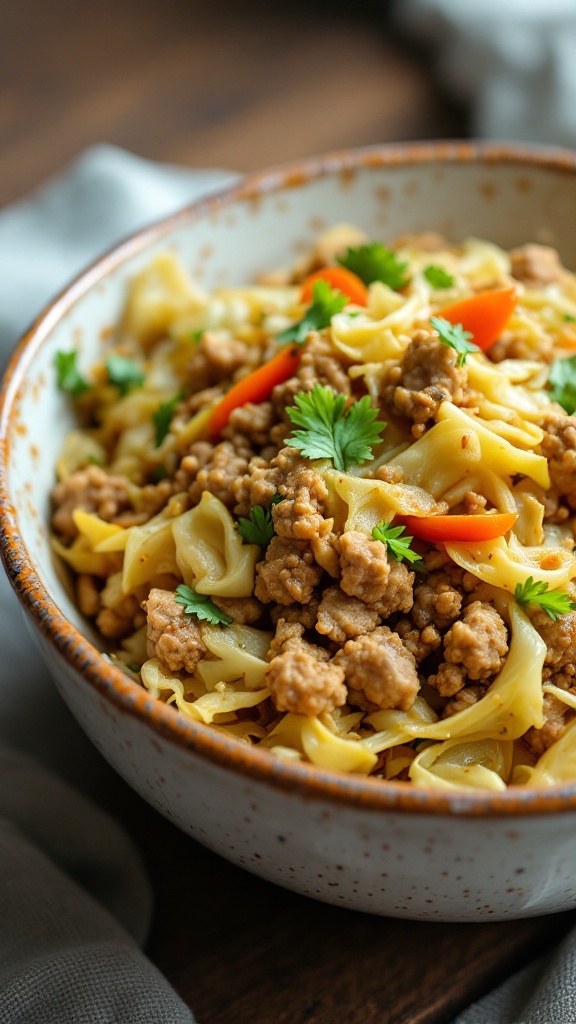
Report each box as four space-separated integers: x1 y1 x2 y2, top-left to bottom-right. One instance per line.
1 143 576 1024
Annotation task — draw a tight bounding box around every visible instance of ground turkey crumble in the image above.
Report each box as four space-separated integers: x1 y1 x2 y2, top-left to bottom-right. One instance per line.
383 329 468 432
265 620 346 716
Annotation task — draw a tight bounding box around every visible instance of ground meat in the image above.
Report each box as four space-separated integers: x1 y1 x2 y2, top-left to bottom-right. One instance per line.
222 401 276 449
271 449 329 541
296 332 352 395
235 446 328 541
316 586 381 644
429 601 509 697
442 684 486 718
525 693 574 757
537 412 576 510
96 607 136 639
334 626 419 711
384 329 467 427
395 619 442 663
463 491 487 514
76 574 101 617
371 561 415 618
185 331 258 390
144 588 207 675
338 531 391 604
509 244 563 287
488 329 555 365
138 477 177 520
212 596 265 626
270 598 320 630
187 440 251 509
409 577 463 630
530 609 576 688
255 537 323 605
52 465 132 538
265 618 346 716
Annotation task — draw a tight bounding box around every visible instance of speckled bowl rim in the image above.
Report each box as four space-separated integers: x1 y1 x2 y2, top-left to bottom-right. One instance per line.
4 139 576 818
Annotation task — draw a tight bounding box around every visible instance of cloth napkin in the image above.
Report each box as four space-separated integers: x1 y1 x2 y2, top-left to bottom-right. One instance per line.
394 0 576 147
1 143 576 1024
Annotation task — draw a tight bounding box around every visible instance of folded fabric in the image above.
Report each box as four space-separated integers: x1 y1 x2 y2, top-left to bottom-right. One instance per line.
0 747 195 1024
394 0 576 146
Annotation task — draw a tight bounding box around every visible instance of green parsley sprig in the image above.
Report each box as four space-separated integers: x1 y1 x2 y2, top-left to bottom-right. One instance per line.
337 242 409 291
55 350 90 397
430 315 481 366
174 584 233 626
423 265 455 290
105 355 145 395
514 576 576 621
276 280 347 345
547 355 576 415
371 520 423 566
152 392 184 447
285 383 386 473
237 505 276 548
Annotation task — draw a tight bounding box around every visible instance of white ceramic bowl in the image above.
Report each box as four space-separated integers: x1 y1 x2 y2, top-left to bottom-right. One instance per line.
3 141 576 922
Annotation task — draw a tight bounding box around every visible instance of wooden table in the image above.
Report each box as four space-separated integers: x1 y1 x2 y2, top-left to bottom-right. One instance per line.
3 2 572 1020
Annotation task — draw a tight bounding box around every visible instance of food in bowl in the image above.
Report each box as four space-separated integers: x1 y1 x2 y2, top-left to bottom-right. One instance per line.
50 222 576 792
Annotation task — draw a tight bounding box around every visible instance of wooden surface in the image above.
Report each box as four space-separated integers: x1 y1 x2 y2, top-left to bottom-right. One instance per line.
0 0 464 209
3 3 569 1022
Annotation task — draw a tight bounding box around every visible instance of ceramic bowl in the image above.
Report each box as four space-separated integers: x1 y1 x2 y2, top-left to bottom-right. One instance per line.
3 141 576 923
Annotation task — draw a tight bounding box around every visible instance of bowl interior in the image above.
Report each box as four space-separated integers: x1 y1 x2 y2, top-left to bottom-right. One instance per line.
4 141 576 807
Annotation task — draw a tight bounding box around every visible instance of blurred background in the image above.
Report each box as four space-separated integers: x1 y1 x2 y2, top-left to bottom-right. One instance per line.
5 0 576 209
1 0 468 208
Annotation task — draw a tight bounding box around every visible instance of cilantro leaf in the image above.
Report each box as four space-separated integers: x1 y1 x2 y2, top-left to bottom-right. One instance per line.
337 242 409 291
277 280 347 345
55 350 90 397
514 576 576 621
564 314 576 323
152 392 184 447
106 355 145 395
548 355 576 415
237 505 276 547
430 316 480 366
423 265 455 290
371 521 423 566
174 584 233 626
285 383 386 473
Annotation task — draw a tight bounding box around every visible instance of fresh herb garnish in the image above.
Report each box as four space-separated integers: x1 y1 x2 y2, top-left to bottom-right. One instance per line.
174 584 233 626
152 392 184 447
237 505 276 547
105 355 145 395
55 351 90 397
548 355 576 415
285 383 386 473
189 329 205 342
423 265 455 290
514 576 576 621
564 314 576 323
430 315 480 366
371 520 423 566
276 280 347 345
337 242 409 291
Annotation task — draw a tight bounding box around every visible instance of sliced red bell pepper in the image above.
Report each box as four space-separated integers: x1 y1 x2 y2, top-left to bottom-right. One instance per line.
436 286 518 352
301 266 368 306
402 511 517 543
208 344 302 438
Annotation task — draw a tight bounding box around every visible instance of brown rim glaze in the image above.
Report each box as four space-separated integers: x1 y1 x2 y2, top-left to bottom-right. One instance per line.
4 140 576 819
